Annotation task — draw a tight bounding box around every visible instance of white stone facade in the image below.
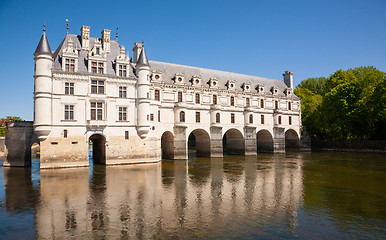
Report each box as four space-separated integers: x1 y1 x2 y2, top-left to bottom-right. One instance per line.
33 25 301 168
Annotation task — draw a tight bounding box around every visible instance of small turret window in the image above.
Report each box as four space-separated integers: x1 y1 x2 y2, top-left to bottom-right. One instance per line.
246 98 250 107
230 96 235 106
260 99 264 108
249 114 253 124
275 101 278 109
195 93 200 104
289 116 292 125
155 90 160 101
216 113 220 123
288 102 291 110
278 116 282 124
196 112 200 123
213 95 217 104
261 115 264 124
231 113 235 123
178 92 183 102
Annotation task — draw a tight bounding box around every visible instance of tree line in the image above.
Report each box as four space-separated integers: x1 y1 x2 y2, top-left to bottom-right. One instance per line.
294 66 385 140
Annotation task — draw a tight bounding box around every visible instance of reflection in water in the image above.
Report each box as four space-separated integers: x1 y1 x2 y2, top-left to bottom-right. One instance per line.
2 152 386 239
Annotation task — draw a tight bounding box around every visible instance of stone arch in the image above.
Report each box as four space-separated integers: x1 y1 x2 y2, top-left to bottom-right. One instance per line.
285 129 300 151
256 129 273 153
89 134 106 165
223 128 244 155
188 129 210 157
161 131 174 160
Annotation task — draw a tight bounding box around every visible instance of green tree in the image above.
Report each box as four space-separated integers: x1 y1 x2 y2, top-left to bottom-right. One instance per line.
0 116 23 137
297 77 327 95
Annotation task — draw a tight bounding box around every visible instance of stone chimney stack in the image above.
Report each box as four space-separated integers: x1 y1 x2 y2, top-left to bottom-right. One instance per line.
283 71 294 89
81 25 90 50
101 29 111 53
132 42 143 63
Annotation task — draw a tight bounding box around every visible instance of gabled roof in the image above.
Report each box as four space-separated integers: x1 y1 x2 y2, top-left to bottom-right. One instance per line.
34 31 52 56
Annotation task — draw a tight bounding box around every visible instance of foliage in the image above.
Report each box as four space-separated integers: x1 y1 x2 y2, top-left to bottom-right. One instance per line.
0 116 23 137
295 66 386 140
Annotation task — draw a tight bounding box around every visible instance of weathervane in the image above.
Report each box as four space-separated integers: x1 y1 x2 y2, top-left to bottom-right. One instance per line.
66 19 69 34
116 27 118 41
43 20 46 32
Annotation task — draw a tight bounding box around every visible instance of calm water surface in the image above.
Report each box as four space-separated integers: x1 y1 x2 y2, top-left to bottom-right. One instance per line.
0 152 386 239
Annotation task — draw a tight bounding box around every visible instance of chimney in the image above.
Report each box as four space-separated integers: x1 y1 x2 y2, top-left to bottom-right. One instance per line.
132 42 143 63
101 29 111 53
283 71 293 89
80 25 90 50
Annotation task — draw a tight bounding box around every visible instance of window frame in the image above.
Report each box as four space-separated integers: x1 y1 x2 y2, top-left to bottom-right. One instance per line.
231 113 235 123
195 93 200 104
91 80 105 94
195 111 200 123
91 102 104 120
155 89 160 101
119 86 127 98
178 91 183 102
118 106 127 121
216 113 220 123
180 111 185 122
64 104 74 120
65 82 74 95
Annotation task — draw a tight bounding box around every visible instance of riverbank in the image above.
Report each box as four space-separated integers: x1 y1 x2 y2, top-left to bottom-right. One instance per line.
312 139 386 153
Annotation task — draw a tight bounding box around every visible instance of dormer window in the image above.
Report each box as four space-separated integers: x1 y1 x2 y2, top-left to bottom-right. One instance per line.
191 75 202 86
151 70 163 81
91 61 104 74
173 73 185 85
65 58 75 72
227 80 236 90
242 82 251 92
284 88 292 96
256 84 264 93
271 86 279 95
96 47 100 55
118 64 127 77
208 77 219 88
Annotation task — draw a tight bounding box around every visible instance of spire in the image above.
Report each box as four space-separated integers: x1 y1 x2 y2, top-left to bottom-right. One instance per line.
34 22 52 56
66 19 69 34
136 47 149 66
116 27 118 41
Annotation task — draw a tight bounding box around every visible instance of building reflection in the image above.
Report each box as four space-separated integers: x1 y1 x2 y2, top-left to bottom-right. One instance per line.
3 155 304 238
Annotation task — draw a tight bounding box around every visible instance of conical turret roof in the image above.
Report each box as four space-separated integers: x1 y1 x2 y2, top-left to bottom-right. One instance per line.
34 31 52 56
136 48 149 66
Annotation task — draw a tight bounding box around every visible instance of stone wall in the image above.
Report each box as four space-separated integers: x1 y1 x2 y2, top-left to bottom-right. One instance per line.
0 137 5 152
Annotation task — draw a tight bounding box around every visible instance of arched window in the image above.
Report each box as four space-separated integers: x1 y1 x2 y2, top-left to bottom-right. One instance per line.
249 114 253 123
178 92 183 102
213 95 217 104
260 99 264 108
230 96 235 106
246 98 250 107
216 113 220 123
288 102 291 110
155 89 160 101
278 116 282 124
180 111 185 122
275 101 278 109
195 93 200 104
289 116 292 125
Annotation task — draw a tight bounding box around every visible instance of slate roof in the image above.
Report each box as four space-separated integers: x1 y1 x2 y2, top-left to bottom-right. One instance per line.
149 61 294 96
34 31 52 56
51 34 296 98
52 34 136 77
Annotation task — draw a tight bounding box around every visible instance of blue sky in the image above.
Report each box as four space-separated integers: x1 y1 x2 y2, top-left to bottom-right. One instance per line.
0 0 385 120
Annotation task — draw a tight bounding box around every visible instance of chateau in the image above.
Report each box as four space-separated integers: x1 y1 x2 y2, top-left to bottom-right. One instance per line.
25 25 301 168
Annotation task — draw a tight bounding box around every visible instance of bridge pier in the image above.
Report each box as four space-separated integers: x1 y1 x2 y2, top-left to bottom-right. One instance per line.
3 122 36 167
273 127 285 153
173 127 188 159
244 128 257 155
210 127 223 157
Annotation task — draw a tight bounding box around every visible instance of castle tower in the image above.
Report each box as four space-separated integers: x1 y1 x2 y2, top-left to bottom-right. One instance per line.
135 47 151 138
33 24 53 140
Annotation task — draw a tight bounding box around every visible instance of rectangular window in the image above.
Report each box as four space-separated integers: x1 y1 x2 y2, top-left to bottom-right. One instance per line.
278 116 282 124
63 129 68 138
260 99 264 108
65 58 75 72
91 80 104 94
150 113 154 121
91 61 104 74
231 113 235 123
196 112 200 123
230 96 235 106
65 82 74 95
64 105 74 120
246 98 250 107
178 92 183 102
119 64 127 77
158 110 160 122
119 107 127 121
213 95 217 104
288 102 291 110
275 101 278 109
91 102 103 120
125 131 129 139
119 86 127 98
289 116 292 125
155 89 160 101
261 115 264 124
195 93 200 104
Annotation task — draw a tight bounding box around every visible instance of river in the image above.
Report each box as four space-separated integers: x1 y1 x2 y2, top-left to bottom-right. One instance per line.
0 152 385 239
